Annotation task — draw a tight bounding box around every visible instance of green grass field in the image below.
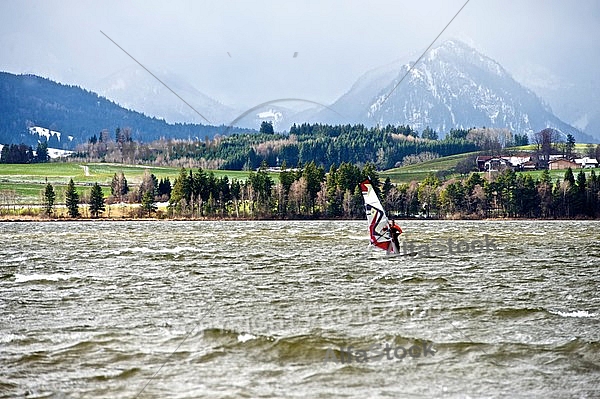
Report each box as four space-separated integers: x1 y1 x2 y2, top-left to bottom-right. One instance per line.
381 150 598 184
0 163 270 184
0 162 277 204
381 152 476 184
1 156 597 204
0 163 180 184
518 168 596 181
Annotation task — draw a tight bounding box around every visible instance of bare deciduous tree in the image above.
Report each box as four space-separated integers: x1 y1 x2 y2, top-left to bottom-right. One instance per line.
533 128 560 167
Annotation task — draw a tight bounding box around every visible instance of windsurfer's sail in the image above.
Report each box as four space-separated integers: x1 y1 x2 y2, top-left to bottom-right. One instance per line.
360 179 395 253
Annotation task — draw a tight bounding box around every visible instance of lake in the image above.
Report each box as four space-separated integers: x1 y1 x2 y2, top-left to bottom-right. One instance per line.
1 220 599 398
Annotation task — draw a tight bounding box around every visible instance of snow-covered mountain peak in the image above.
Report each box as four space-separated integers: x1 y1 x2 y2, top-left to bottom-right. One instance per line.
307 39 595 143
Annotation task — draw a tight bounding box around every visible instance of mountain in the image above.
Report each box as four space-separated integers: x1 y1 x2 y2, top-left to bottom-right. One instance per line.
92 67 236 126
0 72 251 149
92 67 312 132
307 40 597 143
511 62 600 141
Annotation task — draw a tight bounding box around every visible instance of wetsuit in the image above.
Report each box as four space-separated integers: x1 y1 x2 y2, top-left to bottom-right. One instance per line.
389 222 403 253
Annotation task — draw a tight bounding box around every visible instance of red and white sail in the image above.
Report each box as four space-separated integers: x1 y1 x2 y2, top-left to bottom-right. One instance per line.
360 179 393 252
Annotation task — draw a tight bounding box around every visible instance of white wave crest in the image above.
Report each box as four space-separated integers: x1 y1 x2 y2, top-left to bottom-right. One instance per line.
15 273 80 283
552 310 597 318
118 246 201 255
237 333 257 343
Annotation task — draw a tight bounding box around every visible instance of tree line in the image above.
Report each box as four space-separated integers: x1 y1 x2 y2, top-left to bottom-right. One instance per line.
37 162 379 219
72 123 482 170
165 162 389 219
35 164 600 220
384 168 600 219
165 164 600 219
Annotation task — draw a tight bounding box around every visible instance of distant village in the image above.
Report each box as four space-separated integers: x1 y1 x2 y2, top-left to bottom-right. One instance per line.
476 155 599 173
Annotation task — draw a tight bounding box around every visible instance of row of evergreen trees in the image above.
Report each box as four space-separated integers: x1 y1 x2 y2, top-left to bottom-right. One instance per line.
37 165 600 220
382 168 600 219
165 165 600 219
166 162 380 218
42 179 106 218
0 142 49 163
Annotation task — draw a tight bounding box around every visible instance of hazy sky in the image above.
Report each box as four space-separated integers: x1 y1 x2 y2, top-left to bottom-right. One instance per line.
1 0 599 109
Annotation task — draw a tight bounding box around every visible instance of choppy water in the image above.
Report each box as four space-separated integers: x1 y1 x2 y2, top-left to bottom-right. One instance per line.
1 220 599 398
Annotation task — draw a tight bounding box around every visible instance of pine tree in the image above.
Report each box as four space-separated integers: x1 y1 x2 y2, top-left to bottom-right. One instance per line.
111 172 129 201
574 170 587 215
157 177 172 198
120 172 129 196
514 133 529 146
565 134 576 159
42 182 56 216
249 162 274 215
588 170 599 217
302 161 325 213
89 183 105 218
421 126 438 140
169 167 191 214
111 173 119 197
141 190 157 216
65 178 80 218
538 171 554 218
382 177 393 198
540 169 552 185
0 144 9 163
561 169 576 217
564 167 575 186
259 121 274 134
361 163 380 195
35 142 49 163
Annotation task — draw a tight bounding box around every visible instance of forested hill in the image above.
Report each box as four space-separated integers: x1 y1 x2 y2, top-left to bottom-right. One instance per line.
0 72 251 149
74 122 480 170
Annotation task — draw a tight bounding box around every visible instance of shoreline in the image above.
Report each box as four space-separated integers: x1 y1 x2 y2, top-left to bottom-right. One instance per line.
1 215 598 222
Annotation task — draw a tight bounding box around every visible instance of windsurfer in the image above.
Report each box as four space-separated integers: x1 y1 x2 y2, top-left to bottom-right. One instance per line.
388 219 403 253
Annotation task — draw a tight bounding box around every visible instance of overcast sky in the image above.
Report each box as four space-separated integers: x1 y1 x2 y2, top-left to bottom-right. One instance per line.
1 0 599 109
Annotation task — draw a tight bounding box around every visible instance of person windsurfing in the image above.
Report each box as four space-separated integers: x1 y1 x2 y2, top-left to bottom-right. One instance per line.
388 219 403 253
361 179 407 255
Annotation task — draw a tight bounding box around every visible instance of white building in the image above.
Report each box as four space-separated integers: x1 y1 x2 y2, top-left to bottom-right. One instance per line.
574 157 599 168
